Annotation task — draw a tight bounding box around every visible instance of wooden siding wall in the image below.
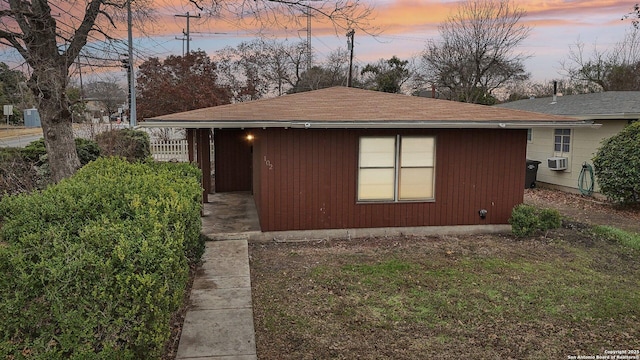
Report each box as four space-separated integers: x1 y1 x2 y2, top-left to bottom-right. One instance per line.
214 129 253 192
252 128 527 232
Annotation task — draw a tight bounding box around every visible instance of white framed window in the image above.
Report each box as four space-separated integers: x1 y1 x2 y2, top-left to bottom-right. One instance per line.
358 136 435 202
527 128 532 143
554 128 571 154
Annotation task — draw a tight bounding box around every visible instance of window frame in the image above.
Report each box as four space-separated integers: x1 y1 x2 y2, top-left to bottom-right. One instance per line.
357 135 436 203
553 128 571 155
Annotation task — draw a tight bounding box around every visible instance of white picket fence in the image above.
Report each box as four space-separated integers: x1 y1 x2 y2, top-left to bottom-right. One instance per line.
150 140 214 162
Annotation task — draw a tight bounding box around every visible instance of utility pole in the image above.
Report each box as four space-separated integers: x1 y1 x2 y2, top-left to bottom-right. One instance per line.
347 29 355 87
306 10 312 72
77 59 84 101
175 35 187 56
127 0 136 126
175 12 201 54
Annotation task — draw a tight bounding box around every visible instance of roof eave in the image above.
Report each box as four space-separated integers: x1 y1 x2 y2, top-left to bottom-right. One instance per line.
139 120 600 129
571 113 640 120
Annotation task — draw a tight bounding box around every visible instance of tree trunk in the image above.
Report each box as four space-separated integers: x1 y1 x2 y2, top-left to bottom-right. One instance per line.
41 116 80 182
30 65 81 182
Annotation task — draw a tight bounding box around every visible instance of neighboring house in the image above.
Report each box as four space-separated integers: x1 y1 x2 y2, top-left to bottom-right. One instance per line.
83 98 108 122
141 86 595 232
496 92 640 195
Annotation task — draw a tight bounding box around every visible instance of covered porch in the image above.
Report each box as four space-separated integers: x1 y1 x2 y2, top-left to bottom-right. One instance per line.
184 128 254 202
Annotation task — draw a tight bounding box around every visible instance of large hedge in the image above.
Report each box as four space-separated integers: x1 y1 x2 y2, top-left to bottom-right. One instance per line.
0 157 203 359
593 121 640 204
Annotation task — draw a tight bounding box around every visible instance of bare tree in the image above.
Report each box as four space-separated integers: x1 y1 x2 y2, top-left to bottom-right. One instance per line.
0 0 373 182
288 48 350 93
623 3 640 28
561 30 640 92
84 77 127 119
215 38 307 100
418 0 530 104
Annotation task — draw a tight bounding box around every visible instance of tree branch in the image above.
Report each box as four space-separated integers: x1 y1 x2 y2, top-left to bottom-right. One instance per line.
65 0 104 64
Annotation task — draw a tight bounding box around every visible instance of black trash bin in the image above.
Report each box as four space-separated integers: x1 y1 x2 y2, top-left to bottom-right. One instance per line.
525 159 541 188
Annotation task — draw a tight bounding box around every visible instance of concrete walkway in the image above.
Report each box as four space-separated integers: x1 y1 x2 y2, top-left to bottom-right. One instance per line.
176 192 260 359
176 239 257 360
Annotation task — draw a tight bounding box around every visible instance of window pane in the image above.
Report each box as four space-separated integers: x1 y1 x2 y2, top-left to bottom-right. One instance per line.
554 144 561 152
360 137 395 167
563 144 570 152
554 136 561 144
399 168 434 200
401 137 434 167
358 168 395 200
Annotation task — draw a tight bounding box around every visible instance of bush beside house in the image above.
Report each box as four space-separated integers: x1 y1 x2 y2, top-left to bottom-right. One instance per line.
0 157 203 359
593 121 640 204
509 204 562 237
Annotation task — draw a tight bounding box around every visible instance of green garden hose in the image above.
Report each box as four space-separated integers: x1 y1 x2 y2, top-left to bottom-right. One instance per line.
578 162 594 196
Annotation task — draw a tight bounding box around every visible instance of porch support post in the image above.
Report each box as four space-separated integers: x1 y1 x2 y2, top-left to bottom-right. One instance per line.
196 128 212 203
186 128 195 163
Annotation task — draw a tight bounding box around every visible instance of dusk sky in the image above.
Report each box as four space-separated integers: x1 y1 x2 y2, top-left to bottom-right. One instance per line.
128 0 636 83
1 1 637 84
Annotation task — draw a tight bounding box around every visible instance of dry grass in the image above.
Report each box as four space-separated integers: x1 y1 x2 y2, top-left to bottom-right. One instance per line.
0 126 43 139
250 230 640 359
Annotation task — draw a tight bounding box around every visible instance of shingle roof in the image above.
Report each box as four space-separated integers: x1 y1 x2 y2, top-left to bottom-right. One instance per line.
495 91 640 119
142 86 593 129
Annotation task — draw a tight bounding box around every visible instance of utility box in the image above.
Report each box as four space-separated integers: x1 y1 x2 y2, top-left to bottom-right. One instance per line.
24 108 41 128
525 159 541 188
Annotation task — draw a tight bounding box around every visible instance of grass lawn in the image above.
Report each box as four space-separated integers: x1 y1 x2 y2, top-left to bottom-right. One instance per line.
250 228 640 359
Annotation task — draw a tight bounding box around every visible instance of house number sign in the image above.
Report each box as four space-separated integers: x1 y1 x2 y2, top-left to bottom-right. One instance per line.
263 156 274 170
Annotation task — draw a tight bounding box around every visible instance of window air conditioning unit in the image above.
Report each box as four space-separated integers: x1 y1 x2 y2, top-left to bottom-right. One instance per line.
547 157 568 171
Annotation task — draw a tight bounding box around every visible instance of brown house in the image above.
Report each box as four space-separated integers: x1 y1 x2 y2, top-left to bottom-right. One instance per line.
142 87 596 232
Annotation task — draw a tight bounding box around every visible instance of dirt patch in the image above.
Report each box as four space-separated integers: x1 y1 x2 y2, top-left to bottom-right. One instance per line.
250 231 639 359
524 188 640 233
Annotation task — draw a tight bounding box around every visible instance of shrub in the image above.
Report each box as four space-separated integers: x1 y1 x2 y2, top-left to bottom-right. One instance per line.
0 148 40 197
509 204 562 237
74 138 102 165
21 138 100 166
538 208 562 231
0 157 203 358
96 129 151 162
15 138 101 192
593 121 640 204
